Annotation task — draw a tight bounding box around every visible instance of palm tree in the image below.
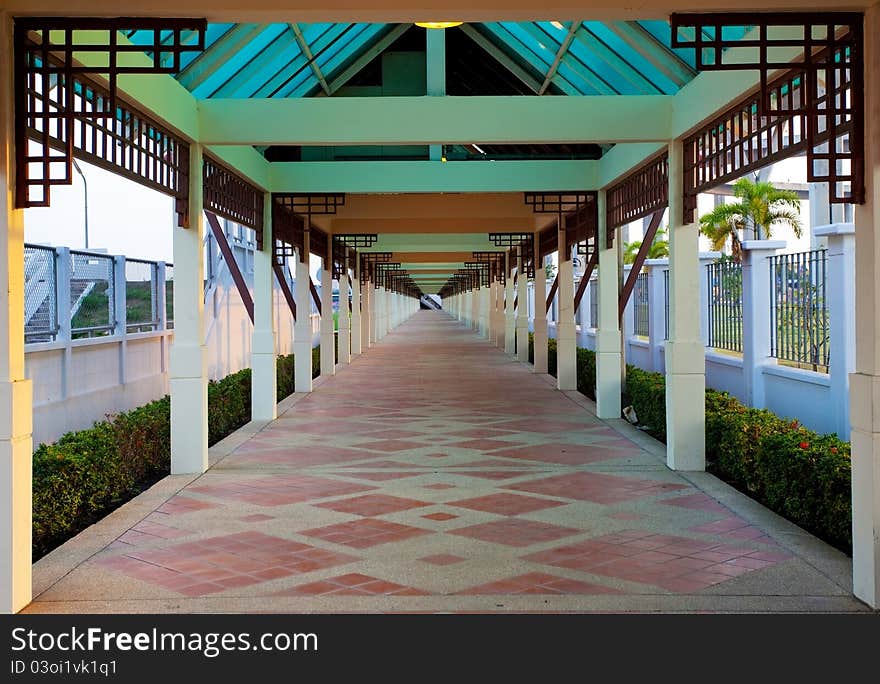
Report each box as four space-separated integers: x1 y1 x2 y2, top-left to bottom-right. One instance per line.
623 229 669 264
699 177 802 262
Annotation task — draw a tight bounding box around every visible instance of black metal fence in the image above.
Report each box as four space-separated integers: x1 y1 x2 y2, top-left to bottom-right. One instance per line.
663 269 670 341
633 272 649 337
770 249 829 373
706 259 743 353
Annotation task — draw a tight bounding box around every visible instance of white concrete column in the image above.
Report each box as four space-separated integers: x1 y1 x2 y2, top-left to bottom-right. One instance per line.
376 285 386 340
504 256 515 354
664 140 705 471
351 261 362 356
742 240 785 408
294 232 313 393
338 267 351 364
850 0 880 609
533 251 548 373
251 193 277 421
479 285 489 338
646 259 669 372
1 12 32 612
594 191 623 418
471 285 480 332
320 238 335 377
516 256 529 362
815 223 855 439
170 144 208 475
557 218 577 391
363 277 373 349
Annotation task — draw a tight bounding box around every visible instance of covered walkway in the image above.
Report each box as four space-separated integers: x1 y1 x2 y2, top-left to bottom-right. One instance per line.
26 312 861 613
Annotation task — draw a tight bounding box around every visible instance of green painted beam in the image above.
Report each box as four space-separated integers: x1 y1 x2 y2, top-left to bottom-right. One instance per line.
272 160 597 193
69 30 199 141
200 95 673 145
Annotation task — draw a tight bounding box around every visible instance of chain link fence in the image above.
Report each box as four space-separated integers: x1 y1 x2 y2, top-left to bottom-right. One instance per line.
24 244 58 343
70 250 115 338
770 249 829 373
706 259 743 353
125 258 159 332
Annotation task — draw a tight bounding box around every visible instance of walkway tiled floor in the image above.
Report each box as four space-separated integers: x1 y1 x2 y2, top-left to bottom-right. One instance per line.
27 312 864 612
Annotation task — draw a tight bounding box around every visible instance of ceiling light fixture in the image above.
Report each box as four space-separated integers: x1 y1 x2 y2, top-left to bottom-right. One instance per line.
415 22 463 29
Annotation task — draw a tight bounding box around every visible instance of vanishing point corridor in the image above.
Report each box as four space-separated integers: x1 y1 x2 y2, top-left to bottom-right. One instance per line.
27 312 863 613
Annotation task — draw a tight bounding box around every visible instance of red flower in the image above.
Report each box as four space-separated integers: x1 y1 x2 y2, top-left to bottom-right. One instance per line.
799 441 810 450
830 447 839 454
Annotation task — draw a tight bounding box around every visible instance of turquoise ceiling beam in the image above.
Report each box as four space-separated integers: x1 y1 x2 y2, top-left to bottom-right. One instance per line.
606 21 696 87
270 160 598 194
539 21 580 95
290 23 331 95
200 95 672 145
571 26 663 94
177 24 263 91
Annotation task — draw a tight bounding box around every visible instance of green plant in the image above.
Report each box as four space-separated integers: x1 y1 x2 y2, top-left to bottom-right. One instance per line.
32 352 303 559
699 177 802 262
623 229 669 264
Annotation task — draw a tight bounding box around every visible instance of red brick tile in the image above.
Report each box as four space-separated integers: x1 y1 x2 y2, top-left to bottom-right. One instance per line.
419 554 466 566
299 519 432 548
421 512 459 521
448 493 566 516
314 494 431 517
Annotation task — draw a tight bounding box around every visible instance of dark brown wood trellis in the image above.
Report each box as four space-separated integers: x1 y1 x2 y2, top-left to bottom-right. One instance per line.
203 155 264 245
671 12 864 222
605 152 669 246
14 18 206 224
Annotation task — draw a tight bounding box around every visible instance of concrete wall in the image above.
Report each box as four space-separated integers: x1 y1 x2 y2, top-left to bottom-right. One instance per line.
25 239 320 447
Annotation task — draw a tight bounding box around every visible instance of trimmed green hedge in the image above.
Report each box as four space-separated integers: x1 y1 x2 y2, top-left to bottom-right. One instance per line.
32 348 323 559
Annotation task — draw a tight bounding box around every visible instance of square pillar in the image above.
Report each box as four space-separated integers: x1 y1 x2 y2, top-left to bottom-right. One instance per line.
596 192 621 413
251 193 277 421
363 278 373 349
533 249 548 374
320 237 335 377
516 256 529 363
815 223 856 439
351 262 362 356
851 0 880 609
557 218 577 391
504 256 516 354
1 12 32 612
742 240 785 408
338 269 351 364
645 259 669 372
664 140 706 471
170 143 209 474
294 232 313 392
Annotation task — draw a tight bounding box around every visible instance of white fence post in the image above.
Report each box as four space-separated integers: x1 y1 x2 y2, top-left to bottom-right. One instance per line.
815 223 856 439
55 247 72 399
646 259 668 372
113 254 127 385
698 252 721 345
742 240 785 409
